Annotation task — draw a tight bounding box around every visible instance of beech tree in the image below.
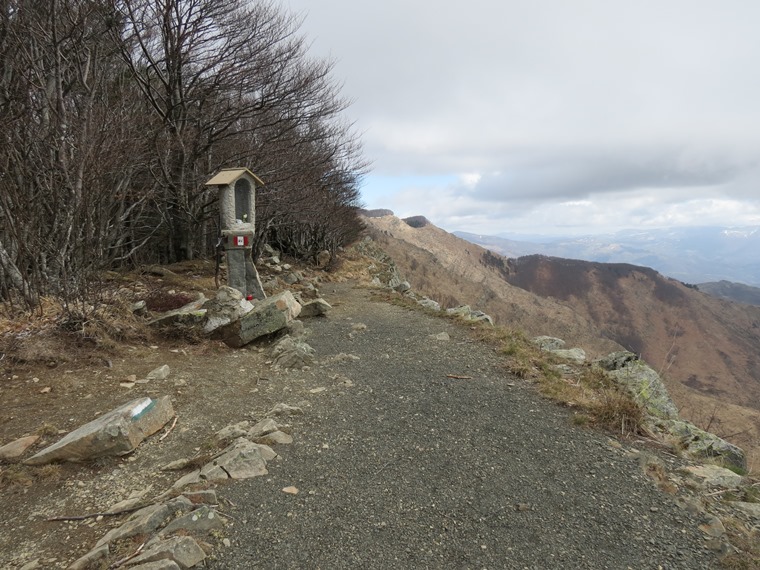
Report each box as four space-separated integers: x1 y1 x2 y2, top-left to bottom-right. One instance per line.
0 0 367 310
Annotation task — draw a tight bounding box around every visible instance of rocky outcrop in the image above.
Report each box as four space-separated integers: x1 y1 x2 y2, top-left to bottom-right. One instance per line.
594 351 745 470
25 397 174 465
597 351 679 420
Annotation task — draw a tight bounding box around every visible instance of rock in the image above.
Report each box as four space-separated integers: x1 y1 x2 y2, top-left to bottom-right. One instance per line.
67 544 109 570
215 291 302 348
663 420 746 470
371 277 382 287
282 486 299 495
200 438 268 481
131 300 148 314
266 403 304 417
602 354 679 420
128 536 206 569
202 287 254 334
95 503 171 547
162 458 192 471
147 365 171 381
147 297 208 329
532 336 566 351
553 364 578 376
215 421 251 444
20 560 41 570
548 348 586 363
429 332 450 341
732 502 760 519
254 444 278 462
106 486 153 514
418 298 441 311
248 418 279 439
299 299 332 318
468 310 494 325
680 465 745 489
446 305 472 317
282 272 300 285
595 350 638 371
316 250 331 267
0 435 39 460
446 305 493 325
160 506 224 536
253 430 293 445
271 335 315 369
182 490 217 505
393 280 411 293
25 396 174 465
171 469 203 490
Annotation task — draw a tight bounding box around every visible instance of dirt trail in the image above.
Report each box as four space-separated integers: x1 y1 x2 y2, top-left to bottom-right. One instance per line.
212 283 716 570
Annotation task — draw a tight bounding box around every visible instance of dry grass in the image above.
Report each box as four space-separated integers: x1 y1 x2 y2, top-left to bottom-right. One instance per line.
0 464 35 489
720 516 760 569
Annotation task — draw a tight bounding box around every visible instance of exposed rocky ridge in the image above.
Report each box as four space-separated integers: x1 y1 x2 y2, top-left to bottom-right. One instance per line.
361 214 760 466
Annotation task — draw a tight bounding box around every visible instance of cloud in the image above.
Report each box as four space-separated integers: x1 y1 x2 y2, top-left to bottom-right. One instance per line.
284 0 760 234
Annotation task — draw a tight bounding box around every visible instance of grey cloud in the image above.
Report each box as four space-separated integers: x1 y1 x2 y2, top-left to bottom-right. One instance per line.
468 147 754 203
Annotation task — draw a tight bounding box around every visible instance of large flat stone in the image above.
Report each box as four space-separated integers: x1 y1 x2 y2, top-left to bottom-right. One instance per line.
215 291 302 348
25 397 174 465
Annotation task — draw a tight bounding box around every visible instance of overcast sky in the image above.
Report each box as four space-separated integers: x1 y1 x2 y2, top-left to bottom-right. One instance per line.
281 0 760 236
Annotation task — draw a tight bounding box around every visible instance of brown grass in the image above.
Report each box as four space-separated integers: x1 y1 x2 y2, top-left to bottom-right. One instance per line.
720 516 760 569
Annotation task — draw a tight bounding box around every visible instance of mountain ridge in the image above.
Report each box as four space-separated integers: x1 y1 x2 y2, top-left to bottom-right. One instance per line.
363 213 760 464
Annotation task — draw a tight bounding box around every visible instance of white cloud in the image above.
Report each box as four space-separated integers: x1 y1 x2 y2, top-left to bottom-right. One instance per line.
283 0 760 235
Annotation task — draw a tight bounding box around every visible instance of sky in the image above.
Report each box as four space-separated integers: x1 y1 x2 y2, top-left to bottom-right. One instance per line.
280 0 760 236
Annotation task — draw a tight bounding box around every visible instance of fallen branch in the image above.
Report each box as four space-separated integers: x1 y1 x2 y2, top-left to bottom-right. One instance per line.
446 374 473 380
159 415 178 442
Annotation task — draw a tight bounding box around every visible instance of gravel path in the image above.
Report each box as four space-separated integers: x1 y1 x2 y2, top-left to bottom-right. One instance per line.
213 284 716 569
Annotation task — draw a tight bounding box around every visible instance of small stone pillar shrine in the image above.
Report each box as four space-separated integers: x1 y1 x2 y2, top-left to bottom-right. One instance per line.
205 168 266 299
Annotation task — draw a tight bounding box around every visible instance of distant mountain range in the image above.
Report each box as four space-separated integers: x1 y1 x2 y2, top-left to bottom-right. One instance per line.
454 226 760 286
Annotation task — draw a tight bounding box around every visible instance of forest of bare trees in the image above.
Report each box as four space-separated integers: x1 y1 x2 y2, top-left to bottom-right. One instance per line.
0 0 367 310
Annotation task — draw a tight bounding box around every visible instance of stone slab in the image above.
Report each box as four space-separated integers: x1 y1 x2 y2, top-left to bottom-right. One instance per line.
25 397 174 465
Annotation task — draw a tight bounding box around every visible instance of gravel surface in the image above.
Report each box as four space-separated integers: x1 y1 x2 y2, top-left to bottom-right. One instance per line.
213 284 716 569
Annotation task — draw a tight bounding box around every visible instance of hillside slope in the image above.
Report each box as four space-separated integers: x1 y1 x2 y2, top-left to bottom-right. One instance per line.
364 214 760 463
699 280 760 307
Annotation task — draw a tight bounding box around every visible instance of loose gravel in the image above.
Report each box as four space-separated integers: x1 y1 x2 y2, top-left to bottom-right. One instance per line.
213 284 716 569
